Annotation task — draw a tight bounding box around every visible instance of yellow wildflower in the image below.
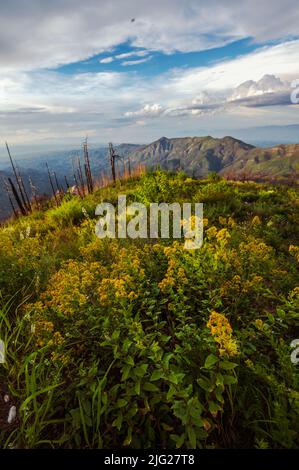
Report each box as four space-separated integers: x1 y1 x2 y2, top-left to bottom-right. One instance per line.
207 311 238 357
254 319 264 331
251 215 261 226
218 216 227 225
289 245 299 263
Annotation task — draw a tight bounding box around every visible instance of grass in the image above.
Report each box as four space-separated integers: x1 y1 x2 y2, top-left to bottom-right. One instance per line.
0 171 298 448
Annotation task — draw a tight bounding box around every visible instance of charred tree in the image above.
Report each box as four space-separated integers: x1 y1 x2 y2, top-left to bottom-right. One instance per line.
108 143 121 183
64 175 70 190
46 162 58 206
83 138 93 193
6 142 29 212
8 177 26 216
77 158 86 197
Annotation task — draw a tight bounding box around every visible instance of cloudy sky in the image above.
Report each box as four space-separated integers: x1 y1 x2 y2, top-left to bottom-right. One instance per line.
1 0 299 152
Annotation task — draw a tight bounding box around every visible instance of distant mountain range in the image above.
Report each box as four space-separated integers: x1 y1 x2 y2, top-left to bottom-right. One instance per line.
0 144 139 220
0 136 298 220
128 136 299 179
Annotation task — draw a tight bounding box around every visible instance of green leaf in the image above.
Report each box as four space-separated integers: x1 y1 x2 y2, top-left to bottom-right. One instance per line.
112 413 123 431
143 382 160 392
162 352 173 369
204 354 219 369
126 356 135 366
219 360 238 370
223 375 237 385
208 401 222 414
121 365 131 381
134 380 141 395
123 427 132 446
215 374 224 386
112 330 120 340
122 339 132 353
150 369 164 381
191 415 204 427
171 432 186 448
166 384 176 401
116 398 128 408
172 401 188 424
135 363 148 377
187 426 196 448
197 377 213 392
168 371 185 384
215 386 224 403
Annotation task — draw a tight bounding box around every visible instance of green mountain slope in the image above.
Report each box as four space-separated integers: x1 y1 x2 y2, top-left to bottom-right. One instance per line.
128 136 299 179
222 143 299 178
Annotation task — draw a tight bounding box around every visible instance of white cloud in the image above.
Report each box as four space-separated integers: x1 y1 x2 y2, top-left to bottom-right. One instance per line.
121 56 152 66
99 57 114 64
125 103 163 117
1 1 299 71
115 50 149 59
122 73 294 120
228 74 286 101
164 40 299 100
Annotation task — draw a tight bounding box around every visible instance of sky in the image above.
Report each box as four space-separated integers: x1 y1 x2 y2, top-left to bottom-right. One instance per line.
0 0 299 153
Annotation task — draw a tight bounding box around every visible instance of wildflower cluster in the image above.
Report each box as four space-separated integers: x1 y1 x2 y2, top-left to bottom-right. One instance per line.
207 311 239 357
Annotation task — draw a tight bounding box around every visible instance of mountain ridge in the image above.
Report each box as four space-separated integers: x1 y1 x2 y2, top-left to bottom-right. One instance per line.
1 136 298 220
127 135 299 179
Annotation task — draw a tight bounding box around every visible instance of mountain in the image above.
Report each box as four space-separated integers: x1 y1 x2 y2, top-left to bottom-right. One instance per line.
1 136 299 221
128 135 299 178
220 143 299 178
128 136 254 177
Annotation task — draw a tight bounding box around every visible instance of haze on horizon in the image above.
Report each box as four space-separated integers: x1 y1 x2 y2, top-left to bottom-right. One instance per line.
1 0 299 157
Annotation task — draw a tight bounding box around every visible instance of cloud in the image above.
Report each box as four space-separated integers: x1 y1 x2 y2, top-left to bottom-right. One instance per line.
124 103 163 117
167 41 299 97
228 74 286 99
121 56 152 66
228 92 291 108
99 57 114 64
115 50 149 59
225 74 291 108
1 1 299 71
123 74 294 120
99 50 149 64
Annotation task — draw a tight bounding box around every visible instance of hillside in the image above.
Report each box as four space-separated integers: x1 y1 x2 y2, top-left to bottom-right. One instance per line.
0 168 55 220
0 144 140 220
0 171 298 449
128 136 299 179
222 143 299 178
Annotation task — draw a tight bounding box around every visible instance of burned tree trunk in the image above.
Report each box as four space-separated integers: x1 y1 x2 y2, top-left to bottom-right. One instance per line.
46 162 58 206
17 166 31 212
109 142 117 183
6 142 29 212
78 158 86 197
8 194 18 218
64 175 70 191
83 139 93 193
8 177 27 216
